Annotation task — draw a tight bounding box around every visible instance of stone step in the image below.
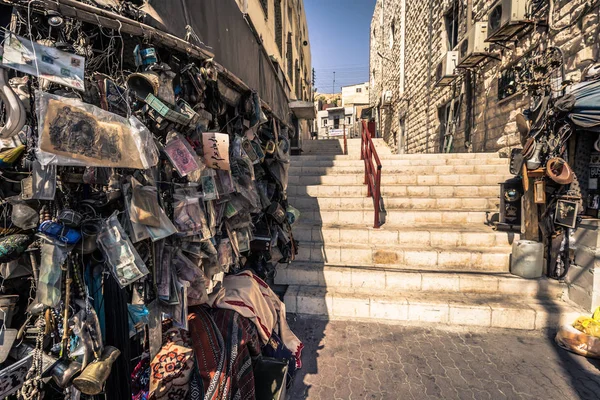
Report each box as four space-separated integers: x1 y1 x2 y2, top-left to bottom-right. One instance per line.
288 184 500 198
289 196 499 212
298 208 492 225
291 158 509 167
292 153 502 161
294 241 510 271
292 223 517 248
289 164 508 176
288 173 509 186
284 286 582 330
276 263 563 298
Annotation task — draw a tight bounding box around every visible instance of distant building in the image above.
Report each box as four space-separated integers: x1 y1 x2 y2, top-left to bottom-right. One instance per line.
342 82 370 137
312 83 370 138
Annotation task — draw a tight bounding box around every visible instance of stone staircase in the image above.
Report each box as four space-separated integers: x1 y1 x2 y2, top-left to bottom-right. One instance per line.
279 138 584 330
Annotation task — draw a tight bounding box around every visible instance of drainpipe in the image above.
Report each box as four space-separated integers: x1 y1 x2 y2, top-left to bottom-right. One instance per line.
466 0 472 30
399 0 406 96
425 0 433 153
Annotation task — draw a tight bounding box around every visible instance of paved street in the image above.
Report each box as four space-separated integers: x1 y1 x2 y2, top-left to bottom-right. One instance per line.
288 316 600 400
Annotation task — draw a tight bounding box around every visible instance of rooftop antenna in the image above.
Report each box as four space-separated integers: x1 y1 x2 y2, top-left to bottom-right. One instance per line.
333 71 336 94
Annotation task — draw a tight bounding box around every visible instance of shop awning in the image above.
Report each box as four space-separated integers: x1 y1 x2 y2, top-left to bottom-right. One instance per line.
289 101 316 120
566 80 600 132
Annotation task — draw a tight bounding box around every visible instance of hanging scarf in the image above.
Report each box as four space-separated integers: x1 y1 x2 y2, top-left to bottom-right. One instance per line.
187 306 260 400
208 270 303 368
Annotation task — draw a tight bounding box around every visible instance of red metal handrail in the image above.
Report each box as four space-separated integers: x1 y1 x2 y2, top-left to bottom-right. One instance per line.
343 125 348 155
361 120 382 228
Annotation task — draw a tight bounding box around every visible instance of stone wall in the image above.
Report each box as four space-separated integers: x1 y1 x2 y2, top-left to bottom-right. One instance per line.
370 0 600 154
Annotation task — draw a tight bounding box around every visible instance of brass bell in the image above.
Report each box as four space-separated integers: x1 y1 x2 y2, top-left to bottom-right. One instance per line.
73 346 120 395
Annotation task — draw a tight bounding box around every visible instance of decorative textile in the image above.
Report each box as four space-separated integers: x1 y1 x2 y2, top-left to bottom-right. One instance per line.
212 308 261 400
187 306 260 400
149 328 194 400
188 307 226 399
131 353 150 400
208 270 303 368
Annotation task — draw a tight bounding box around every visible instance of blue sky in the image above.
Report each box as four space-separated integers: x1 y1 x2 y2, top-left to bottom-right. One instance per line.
305 0 377 94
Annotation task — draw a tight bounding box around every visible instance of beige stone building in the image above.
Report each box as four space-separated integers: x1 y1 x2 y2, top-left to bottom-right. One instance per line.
370 0 599 154
235 0 312 102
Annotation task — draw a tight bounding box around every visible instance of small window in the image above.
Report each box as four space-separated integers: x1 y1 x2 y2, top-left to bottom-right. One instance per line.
322 119 328 127
356 88 362 93
498 66 519 101
444 1 459 50
347 117 351 124
390 21 395 48
334 117 340 129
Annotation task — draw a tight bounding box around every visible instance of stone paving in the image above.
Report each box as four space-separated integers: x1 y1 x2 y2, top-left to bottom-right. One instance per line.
287 316 600 400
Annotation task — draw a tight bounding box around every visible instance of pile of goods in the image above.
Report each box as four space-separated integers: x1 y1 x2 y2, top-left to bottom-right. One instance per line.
0 1 301 398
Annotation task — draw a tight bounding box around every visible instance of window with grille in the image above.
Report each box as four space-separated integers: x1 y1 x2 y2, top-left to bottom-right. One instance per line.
260 0 268 18
274 0 282 55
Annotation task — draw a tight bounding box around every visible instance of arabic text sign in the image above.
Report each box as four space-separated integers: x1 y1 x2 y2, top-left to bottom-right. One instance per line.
202 132 230 170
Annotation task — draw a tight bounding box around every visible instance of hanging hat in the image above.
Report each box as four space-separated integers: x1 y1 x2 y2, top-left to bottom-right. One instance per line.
515 113 530 137
546 157 574 185
126 72 160 100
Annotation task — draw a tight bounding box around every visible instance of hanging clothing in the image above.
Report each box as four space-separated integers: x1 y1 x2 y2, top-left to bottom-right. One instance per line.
208 270 303 368
187 306 260 400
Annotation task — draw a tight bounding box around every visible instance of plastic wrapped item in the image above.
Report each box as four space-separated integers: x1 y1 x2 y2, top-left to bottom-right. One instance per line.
31 160 56 200
127 304 149 338
173 197 211 239
200 169 218 200
35 237 69 308
130 178 161 227
35 91 159 169
556 324 600 359
216 169 235 196
97 213 149 288
217 238 234 272
164 134 202 177
573 307 600 338
172 250 202 283
9 199 39 230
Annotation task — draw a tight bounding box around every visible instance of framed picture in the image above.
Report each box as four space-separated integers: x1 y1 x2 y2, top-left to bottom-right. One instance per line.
555 199 580 229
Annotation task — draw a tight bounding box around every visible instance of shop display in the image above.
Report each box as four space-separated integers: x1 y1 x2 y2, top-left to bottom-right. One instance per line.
499 47 600 280
0 1 301 398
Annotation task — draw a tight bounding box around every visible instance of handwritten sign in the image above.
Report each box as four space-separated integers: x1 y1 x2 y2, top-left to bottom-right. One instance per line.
202 132 230 170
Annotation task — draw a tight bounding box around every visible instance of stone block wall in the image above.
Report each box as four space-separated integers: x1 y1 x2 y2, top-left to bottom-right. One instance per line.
370 0 600 154
569 220 600 312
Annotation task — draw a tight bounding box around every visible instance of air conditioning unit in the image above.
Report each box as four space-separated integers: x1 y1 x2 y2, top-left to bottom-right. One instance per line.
435 51 458 87
382 90 393 106
486 0 529 42
457 22 490 68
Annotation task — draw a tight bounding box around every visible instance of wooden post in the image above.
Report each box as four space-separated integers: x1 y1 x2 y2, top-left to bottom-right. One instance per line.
521 164 539 241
